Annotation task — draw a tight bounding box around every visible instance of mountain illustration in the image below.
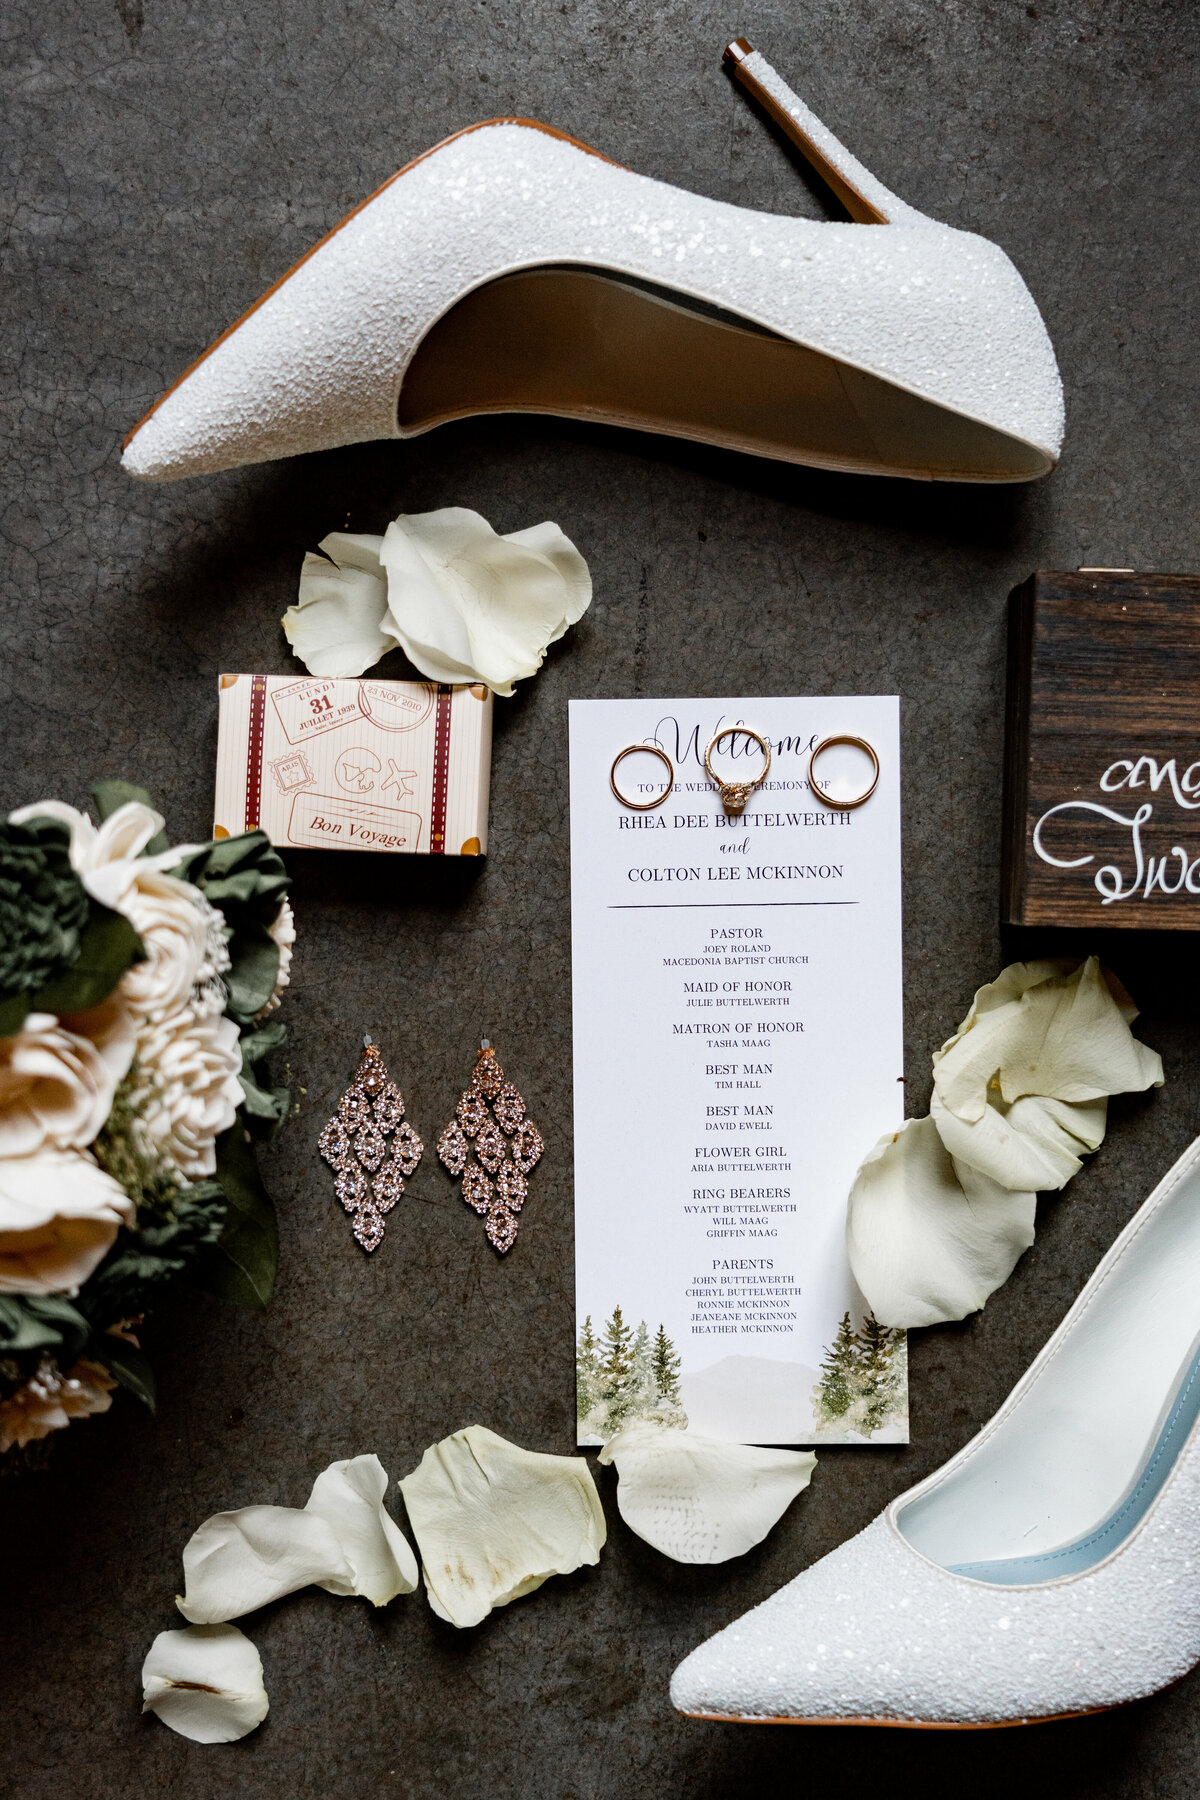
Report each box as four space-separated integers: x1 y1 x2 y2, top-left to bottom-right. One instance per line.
680 1354 820 1444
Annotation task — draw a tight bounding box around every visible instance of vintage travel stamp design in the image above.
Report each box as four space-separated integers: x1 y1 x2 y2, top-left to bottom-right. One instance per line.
216 674 492 858
288 793 423 853
270 751 313 793
270 678 365 744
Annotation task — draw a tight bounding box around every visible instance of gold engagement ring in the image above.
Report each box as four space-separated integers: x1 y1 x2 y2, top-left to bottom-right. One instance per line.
703 726 772 815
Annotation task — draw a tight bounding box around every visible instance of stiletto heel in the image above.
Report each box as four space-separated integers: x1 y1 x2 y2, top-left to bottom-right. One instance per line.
723 38 923 227
122 44 1063 485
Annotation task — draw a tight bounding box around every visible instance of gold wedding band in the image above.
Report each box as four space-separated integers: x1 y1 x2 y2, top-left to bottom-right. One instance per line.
703 726 772 816
610 742 675 810
808 734 880 810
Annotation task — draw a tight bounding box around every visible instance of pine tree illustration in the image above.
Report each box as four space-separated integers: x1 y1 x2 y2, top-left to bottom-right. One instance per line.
627 1320 657 1420
576 1315 601 1423
598 1304 635 1431
855 1311 906 1435
812 1310 859 1429
651 1322 683 1404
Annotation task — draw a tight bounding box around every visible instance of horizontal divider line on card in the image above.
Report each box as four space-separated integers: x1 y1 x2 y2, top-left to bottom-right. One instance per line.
606 900 860 910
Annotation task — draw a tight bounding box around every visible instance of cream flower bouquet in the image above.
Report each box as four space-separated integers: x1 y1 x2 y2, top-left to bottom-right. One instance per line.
0 781 294 1458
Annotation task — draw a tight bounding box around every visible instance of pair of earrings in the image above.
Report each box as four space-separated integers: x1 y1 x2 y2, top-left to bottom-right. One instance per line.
319 1037 543 1257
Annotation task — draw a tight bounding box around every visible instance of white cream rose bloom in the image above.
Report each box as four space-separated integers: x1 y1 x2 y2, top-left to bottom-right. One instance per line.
0 1150 134 1294
0 1004 136 1157
256 897 295 1019
132 1006 243 1179
11 799 211 1021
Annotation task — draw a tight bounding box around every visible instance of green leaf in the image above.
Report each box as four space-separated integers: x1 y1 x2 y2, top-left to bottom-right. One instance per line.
224 921 282 1023
92 1336 157 1411
171 832 290 1026
192 1121 279 1310
77 1181 226 1330
91 780 170 855
237 1019 290 1136
30 902 143 1016
0 993 29 1036
0 1295 90 1360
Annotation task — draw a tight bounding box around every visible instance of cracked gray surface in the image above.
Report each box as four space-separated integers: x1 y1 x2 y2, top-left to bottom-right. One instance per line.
2 1 1200 1795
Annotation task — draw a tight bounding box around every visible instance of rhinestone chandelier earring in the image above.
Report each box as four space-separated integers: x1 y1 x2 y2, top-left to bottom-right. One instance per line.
319 1038 424 1252
437 1040 544 1254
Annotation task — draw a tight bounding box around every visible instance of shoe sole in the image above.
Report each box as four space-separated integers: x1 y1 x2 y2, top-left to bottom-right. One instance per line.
681 1704 1117 1729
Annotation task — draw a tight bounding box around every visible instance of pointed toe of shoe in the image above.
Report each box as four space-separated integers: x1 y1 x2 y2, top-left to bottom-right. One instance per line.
121 410 190 482
670 1521 908 1724
669 1628 785 1722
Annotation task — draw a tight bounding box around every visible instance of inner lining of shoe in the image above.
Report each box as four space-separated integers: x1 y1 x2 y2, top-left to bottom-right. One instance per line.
896 1150 1200 1582
397 265 1051 483
944 1337 1200 1585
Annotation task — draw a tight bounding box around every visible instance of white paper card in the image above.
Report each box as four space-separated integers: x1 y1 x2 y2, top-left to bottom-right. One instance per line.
570 697 907 1447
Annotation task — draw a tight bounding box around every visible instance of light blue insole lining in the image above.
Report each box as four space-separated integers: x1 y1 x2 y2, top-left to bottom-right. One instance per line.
946 1339 1200 1585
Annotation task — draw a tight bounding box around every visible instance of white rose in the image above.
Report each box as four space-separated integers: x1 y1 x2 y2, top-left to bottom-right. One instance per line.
118 873 218 1021
0 1149 134 1295
256 898 296 1019
12 800 216 1021
11 799 188 906
133 1007 243 1179
0 1003 136 1157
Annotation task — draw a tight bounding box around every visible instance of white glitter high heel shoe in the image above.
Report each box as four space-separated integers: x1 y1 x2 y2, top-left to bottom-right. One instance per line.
671 1131 1200 1728
122 41 1063 485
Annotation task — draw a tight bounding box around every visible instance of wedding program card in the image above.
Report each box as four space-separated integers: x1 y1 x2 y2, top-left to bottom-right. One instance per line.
570 697 906 1447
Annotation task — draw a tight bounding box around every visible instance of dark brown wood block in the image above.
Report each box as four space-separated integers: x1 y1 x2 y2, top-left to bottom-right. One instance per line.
1003 570 1200 930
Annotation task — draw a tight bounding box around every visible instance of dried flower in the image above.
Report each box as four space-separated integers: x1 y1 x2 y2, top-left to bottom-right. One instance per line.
0 1006 135 1157
255 898 295 1020
129 1006 242 1180
0 1355 115 1452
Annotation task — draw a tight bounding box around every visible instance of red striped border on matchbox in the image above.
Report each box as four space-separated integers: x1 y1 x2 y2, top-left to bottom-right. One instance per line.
244 674 268 830
429 683 454 854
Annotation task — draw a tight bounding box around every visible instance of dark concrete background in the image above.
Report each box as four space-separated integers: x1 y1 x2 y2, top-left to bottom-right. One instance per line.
3 0 1199 1794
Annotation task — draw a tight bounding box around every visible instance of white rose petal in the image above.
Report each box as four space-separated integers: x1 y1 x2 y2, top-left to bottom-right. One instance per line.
933 956 1163 1123
283 508 592 696
598 1420 816 1563
846 1116 1037 1329
178 1505 353 1623
282 535 395 678
177 1456 416 1622
306 1454 419 1604
0 1010 133 1157
0 1150 134 1295
142 1624 268 1744
399 1425 606 1629
930 1085 1108 1192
